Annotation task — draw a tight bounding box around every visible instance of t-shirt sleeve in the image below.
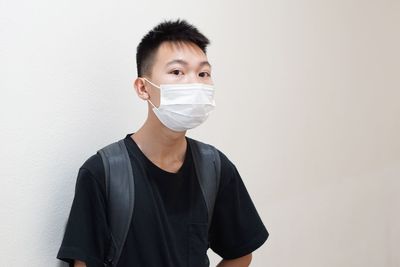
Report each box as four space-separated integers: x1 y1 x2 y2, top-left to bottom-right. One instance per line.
56 165 111 267
208 150 269 260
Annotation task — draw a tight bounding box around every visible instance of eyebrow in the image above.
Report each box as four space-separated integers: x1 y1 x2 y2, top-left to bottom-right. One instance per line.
165 59 212 69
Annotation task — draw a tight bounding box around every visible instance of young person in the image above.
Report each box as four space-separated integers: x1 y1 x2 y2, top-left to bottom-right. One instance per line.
57 19 269 267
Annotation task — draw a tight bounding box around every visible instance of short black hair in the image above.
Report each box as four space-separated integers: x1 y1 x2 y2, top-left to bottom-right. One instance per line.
136 19 210 77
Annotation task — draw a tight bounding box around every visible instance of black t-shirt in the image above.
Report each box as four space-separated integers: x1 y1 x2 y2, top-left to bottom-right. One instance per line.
57 133 269 267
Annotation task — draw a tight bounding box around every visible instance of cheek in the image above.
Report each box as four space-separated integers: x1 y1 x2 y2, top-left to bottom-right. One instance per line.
150 89 161 106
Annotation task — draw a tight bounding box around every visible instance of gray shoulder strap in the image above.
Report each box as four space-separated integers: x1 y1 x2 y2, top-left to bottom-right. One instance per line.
97 139 135 267
97 137 220 267
188 138 221 230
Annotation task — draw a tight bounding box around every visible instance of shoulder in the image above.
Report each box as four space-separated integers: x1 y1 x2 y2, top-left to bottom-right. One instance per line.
187 137 239 188
80 138 125 181
77 151 106 195
186 137 236 166
81 153 104 180
215 148 241 190
187 137 231 161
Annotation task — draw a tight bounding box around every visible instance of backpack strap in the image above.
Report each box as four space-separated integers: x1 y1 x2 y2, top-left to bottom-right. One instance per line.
188 138 221 267
187 138 221 231
97 137 221 267
97 139 135 267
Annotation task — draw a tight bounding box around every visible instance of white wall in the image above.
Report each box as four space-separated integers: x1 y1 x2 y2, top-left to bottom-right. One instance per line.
1 0 399 266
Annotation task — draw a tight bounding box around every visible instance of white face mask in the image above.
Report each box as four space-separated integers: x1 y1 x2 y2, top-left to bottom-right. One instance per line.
143 77 216 132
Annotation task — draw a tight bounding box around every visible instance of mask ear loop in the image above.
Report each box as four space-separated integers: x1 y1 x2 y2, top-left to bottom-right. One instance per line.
142 77 161 89
141 77 160 109
147 99 157 109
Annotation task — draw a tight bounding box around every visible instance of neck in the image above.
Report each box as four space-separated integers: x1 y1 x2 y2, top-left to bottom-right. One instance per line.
131 112 187 162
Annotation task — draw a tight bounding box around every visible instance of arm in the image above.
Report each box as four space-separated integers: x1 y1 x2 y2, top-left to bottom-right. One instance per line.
74 260 87 267
216 253 252 267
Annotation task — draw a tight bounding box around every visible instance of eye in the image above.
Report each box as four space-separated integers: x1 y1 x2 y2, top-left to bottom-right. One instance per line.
169 69 183 76
199 71 211 78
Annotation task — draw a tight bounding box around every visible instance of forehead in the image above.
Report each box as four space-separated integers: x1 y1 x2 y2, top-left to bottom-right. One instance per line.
153 41 208 67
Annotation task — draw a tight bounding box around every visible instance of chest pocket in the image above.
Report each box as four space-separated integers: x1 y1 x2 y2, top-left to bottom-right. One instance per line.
188 222 210 267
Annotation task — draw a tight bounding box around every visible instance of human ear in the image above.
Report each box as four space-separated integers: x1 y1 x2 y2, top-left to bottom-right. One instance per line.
133 78 150 100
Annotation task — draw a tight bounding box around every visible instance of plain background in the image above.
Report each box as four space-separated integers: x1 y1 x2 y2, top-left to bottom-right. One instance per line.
1 0 399 266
